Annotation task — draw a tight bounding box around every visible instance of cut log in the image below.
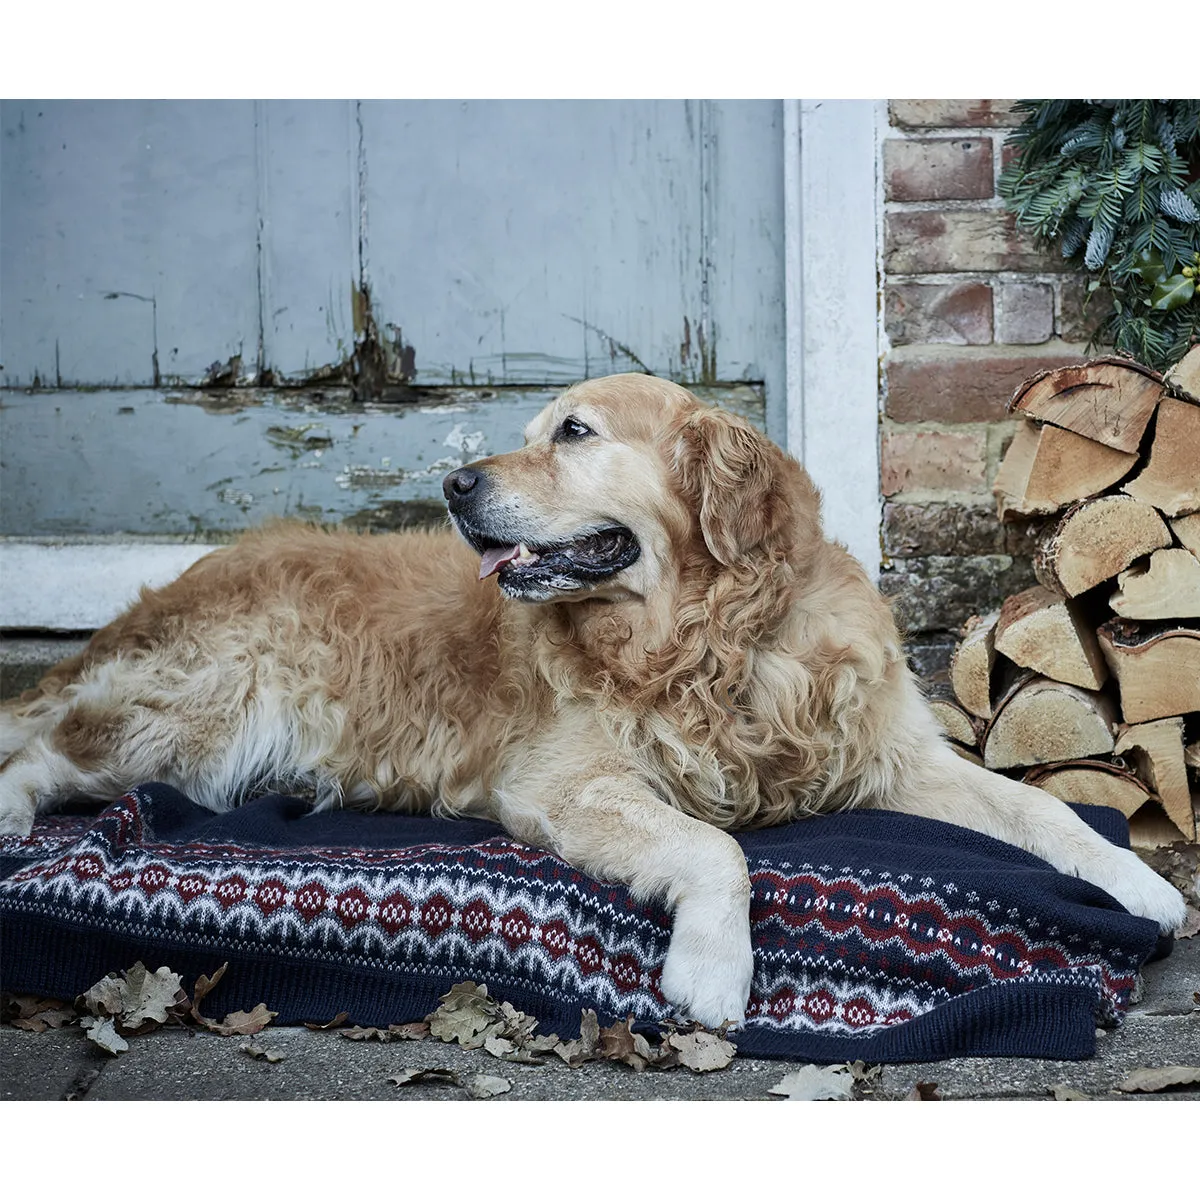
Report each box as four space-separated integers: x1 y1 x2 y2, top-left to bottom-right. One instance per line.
1110 548 1200 619
1129 804 1192 850
950 744 985 767
1097 618 1200 722
1170 513 1200 560
1186 741 1200 770
1114 717 1196 840
1024 760 1153 819
982 677 1117 770
1034 495 1172 597
1121 397 1200 517
949 609 998 720
993 584 1108 689
1165 344 1200 403
992 420 1137 520
928 684 981 747
1008 357 1164 453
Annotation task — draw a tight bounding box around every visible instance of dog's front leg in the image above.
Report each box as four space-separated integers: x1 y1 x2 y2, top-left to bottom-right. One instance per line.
494 770 753 1027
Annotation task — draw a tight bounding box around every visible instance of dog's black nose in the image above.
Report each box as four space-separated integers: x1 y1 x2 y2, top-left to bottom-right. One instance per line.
443 468 481 502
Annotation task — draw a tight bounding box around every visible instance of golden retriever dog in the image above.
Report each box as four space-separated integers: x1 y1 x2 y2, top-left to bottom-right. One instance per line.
0 374 1185 1025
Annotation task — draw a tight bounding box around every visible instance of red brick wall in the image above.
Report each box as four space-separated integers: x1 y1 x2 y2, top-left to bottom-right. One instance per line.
878 99 1093 676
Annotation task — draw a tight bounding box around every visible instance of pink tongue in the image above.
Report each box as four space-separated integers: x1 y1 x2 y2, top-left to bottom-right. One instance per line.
479 544 521 580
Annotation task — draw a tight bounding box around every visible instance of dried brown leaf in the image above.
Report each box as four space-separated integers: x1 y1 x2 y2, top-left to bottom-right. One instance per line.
387 1068 461 1088
554 1008 602 1068
5 996 79 1032
905 1081 943 1101
769 1064 855 1101
303 1011 350 1031
388 1021 430 1041
116 963 187 1032
665 1028 737 1073
849 1060 883 1084
77 963 187 1035
463 1073 512 1099
240 1040 285 1063
1175 906 1200 940
81 1015 129 1056
1051 1085 1090 1101
1117 1065 1200 1093
192 962 229 1008
200 1003 277 1038
427 982 500 1049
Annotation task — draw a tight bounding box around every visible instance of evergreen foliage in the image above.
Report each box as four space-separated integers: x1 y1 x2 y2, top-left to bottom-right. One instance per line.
1000 100 1200 369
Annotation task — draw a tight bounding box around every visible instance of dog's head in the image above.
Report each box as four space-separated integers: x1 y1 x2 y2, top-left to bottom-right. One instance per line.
443 373 816 603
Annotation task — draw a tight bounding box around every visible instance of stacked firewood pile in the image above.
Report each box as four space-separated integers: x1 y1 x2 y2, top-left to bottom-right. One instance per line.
936 347 1200 849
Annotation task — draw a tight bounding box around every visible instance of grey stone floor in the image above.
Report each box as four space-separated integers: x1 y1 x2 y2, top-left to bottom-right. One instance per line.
3 934 1196 1102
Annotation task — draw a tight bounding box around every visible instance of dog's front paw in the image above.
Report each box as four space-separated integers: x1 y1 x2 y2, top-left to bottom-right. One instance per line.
1098 848 1188 934
660 893 754 1027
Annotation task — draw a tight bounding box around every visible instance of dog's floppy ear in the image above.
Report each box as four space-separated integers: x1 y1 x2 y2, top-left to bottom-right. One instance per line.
672 407 793 566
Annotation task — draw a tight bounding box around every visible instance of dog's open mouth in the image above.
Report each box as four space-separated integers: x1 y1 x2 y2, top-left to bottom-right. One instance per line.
458 523 641 599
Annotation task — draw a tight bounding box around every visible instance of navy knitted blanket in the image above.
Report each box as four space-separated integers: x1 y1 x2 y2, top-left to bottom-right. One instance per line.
0 784 1165 1062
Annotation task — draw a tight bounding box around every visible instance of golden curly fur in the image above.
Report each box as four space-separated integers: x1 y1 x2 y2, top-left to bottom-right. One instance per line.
0 373 1184 1024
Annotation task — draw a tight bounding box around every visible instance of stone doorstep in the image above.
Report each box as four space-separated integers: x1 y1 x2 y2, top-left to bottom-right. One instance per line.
0 637 90 702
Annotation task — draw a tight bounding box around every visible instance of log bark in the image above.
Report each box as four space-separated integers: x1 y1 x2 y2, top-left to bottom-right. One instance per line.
1114 717 1196 841
992 420 1137 520
949 609 998 720
982 677 1117 770
1097 618 1200 722
1034 495 1172 598
1121 397 1200 517
1110 548 1200 619
1024 760 1153 819
993 584 1108 689
1165 344 1200 403
928 683 981 748
1008 357 1164 453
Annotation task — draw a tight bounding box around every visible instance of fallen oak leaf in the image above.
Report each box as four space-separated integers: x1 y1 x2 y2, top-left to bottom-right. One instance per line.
664 1027 737 1073
387 1068 461 1088
1175 906 1200 940
427 982 500 1049
463 1073 511 1099
905 1081 943 1101
554 1009 601 1068
1117 1065 1200 1093
191 962 229 1008
769 1064 855 1101
303 1011 350 1032
241 1039 285 1063
3 995 79 1033
200 1003 278 1038
388 1021 431 1040
76 963 188 1035
80 1015 129 1056
1050 1085 1090 1101
114 963 188 1033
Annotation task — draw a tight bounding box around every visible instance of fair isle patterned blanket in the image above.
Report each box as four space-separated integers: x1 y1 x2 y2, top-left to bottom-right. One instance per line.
0 784 1166 1062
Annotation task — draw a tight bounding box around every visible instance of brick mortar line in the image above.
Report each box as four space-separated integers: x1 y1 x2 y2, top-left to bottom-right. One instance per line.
886 197 1009 213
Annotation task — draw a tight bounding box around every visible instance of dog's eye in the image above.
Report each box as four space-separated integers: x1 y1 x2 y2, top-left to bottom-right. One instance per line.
554 416 594 442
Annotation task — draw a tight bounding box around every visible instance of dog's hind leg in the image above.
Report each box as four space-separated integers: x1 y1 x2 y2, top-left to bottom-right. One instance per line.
884 739 1187 933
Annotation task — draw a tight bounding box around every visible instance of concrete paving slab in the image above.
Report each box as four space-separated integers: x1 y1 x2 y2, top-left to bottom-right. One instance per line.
1 1025 106 1101
75 1026 783 1102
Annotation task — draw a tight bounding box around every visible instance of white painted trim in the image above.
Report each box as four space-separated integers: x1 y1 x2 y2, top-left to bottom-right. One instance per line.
782 99 804 465
0 543 219 631
786 99 882 579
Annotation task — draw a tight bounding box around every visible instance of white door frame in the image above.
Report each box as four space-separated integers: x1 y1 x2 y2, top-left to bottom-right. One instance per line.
784 98 882 579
